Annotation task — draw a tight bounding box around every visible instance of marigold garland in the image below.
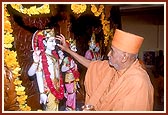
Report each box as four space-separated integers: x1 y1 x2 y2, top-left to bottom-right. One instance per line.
91 4 113 46
91 4 104 17
4 4 31 111
100 12 113 46
71 4 87 14
11 4 50 16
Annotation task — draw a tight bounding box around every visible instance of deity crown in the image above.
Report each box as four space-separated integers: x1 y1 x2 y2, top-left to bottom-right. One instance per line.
43 28 55 38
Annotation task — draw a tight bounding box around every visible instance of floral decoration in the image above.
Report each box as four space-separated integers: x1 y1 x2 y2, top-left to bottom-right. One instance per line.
71 4 87 14
4 4 31 111
100 12 113 46
11 4 50 16
91 4 104 17
91 4 113 46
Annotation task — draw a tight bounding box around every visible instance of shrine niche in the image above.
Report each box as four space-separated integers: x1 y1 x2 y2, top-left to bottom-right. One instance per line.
4 4 87 111
4 3 121 111
4 4 52 111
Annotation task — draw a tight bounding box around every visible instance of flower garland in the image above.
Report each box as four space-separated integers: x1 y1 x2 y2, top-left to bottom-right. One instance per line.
91 4 104 17
91 4 113 46
4 4 31 111
4 4 14 48
100 12 113 46
71 4 87 14
11 4 50 16
37 34 64 100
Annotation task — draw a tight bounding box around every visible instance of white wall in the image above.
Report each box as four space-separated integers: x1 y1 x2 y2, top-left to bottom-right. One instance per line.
121 13 164 60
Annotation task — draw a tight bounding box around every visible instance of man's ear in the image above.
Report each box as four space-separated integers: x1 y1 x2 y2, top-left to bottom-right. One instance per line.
43 40 47 46
121 53 128 63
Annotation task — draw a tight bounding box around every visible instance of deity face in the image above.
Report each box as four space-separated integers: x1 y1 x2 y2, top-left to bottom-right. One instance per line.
89 41 96 50
69 39 77 52
45 37 56 51
70 45 77 52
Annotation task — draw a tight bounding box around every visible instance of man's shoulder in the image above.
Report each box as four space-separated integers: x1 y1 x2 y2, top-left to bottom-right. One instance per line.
125 67 150 86
89 60 112 72
90 60 109 65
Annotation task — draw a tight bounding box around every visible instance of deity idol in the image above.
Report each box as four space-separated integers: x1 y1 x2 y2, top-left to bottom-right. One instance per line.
61 38 80 111
28 29 64 111
85 31 102 61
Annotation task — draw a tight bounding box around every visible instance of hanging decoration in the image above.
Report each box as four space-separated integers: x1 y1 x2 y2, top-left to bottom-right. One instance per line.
71 4 87 14
91 4 113 46
91 4 104 17
4 4 14 48
11 4 50 16
4 4 31 111
100 12 113 46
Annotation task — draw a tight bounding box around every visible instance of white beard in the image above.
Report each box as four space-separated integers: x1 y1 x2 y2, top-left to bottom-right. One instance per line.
109 60 119 70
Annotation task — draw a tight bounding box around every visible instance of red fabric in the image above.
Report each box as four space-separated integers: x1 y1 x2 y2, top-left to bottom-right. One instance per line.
71 69 80 79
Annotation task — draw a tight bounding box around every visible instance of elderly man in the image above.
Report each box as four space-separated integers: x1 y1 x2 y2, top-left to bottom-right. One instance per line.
56 29 154 111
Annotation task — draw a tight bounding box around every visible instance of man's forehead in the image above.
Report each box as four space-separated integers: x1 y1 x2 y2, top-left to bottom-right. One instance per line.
111 45 124 53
